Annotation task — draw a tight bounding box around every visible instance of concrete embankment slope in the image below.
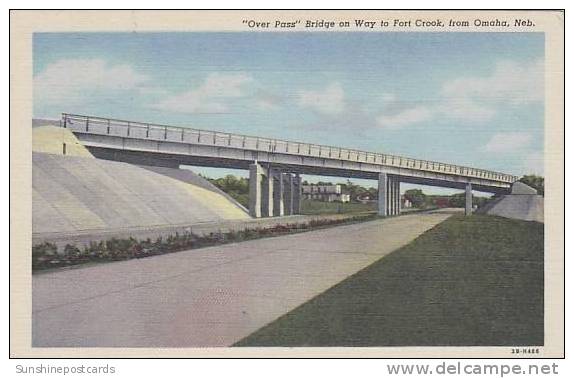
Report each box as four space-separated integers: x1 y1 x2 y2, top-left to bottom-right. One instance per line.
32 152 249 238
480 195 544 223
477 182 544 223
33 124 93 157
139 165 248 213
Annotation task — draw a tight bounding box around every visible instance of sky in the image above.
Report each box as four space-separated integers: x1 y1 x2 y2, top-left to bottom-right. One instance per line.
33 32 544 194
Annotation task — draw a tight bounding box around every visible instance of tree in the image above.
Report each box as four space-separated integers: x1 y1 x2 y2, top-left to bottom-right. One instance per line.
447 193 489 208
207 174 250 208
341 180 375 202
447 193 466 208
519 175 544 196
367 187 378 200
404 189 426 208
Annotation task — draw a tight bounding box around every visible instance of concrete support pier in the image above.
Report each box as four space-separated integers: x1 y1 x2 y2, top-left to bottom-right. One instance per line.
249 163 263 218
284 173 294 215
391 179 396 215
378 173 401 217
396 179 401 215
394 179 400 215
273 170 285 217
262 167 274 217
465 182 473 216
378 172 388 216
388 177 395 215
293 173 302 215
249 166 303 218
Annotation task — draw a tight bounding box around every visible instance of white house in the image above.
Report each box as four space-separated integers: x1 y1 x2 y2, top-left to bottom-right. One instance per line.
302 184 350 203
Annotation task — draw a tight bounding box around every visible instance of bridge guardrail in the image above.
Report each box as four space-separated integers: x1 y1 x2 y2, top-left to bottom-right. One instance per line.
62 113 518 184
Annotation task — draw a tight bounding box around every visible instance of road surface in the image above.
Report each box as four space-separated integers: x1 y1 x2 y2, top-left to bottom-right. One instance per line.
33 210 456 347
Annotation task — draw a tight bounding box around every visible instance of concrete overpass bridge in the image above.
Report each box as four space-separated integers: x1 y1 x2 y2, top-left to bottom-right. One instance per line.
62 113 518 218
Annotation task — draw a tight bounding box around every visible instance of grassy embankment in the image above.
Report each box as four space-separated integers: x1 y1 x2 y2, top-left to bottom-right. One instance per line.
236 214 544 347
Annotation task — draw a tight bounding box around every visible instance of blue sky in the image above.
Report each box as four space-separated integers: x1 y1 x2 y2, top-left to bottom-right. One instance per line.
33 32 544 193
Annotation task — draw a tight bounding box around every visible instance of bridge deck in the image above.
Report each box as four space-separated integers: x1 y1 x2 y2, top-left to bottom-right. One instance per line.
63 113 517 191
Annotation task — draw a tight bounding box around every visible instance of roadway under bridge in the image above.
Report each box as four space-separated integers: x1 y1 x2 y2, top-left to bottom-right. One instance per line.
62 114 518 218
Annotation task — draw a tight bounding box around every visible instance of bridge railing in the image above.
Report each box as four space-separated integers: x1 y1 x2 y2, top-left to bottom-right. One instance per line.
62 113 518 184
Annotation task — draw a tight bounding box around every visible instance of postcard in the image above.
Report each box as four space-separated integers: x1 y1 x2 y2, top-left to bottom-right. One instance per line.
10 9 564 358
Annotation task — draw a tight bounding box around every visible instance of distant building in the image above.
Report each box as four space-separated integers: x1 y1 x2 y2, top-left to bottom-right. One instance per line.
402 196 412 209
302 184 350 203
356 192 375 204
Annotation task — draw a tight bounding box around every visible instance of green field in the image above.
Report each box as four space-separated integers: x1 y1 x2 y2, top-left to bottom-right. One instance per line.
236 214 544 347
300 199 376 215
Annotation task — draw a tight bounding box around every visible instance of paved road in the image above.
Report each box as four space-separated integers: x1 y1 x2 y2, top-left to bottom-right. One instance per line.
33 210 456 347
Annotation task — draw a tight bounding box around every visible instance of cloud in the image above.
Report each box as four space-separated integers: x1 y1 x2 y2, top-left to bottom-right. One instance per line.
379 93 396 104
152 73 252 114
482 132 533 153
137 86 169 97
200 72 252 98
376 106 435 130
254 90 282 111
437 97 496 122
34 59 148 105
373 59 543 129
375 97 495 130
297 82 345 115
441 59 544 105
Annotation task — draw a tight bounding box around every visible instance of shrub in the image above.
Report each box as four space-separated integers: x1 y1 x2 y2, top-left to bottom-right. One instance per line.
63 244 86 265
32 242 58 269
32 213 379 271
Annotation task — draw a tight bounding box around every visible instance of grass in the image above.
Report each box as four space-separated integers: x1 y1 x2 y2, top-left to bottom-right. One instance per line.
235 214 544 347
300 199 377 215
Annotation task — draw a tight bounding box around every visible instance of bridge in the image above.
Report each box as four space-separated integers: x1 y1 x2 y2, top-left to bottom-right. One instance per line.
62 113 518 218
